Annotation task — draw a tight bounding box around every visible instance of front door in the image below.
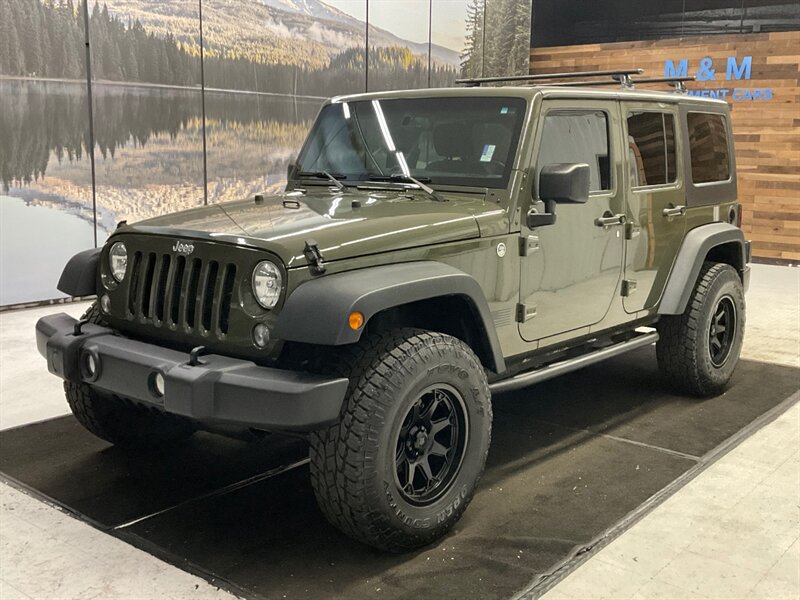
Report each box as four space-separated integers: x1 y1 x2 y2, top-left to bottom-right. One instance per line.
519 101 625 342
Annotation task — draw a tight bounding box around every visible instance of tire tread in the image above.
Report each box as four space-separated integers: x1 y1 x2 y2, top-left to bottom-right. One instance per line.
657 262 744 396
309 328 491 552
64 303 194 447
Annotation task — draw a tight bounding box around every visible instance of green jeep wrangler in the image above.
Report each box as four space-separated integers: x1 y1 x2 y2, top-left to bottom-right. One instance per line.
37 69 750 552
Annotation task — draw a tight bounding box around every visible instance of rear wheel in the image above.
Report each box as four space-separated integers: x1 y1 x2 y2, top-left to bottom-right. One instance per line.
64 304 195 447
657 262 745 396
309 328 492 552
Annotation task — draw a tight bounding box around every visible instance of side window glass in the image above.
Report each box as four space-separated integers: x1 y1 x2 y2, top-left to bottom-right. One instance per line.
687 112 731 183
537 111 611 193
627 112 677 187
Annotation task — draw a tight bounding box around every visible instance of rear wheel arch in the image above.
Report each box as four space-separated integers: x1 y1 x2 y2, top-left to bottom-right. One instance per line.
659 223 747 315
705 241 744 274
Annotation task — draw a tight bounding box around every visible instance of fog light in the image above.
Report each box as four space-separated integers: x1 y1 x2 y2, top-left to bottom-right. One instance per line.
100 294 111 313
152 372 165 397
81 351 100 381
85 354 97 376
252 323 270 348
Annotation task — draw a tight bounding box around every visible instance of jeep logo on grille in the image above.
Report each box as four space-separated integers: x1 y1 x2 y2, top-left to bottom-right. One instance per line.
172 241 195 255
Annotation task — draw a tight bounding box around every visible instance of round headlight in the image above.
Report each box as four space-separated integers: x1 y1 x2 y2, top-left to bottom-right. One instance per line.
109 242 128 282
252 261 282 309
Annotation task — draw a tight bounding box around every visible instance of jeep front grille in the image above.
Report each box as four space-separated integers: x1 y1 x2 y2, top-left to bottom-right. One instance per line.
127 251 237 336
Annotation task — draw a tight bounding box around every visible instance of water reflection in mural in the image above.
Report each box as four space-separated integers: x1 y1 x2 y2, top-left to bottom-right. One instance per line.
0 79 95 305
89 0 205 232
204 92 323 203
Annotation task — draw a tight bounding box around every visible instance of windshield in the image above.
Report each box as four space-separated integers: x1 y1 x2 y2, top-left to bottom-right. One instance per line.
295 96 527 189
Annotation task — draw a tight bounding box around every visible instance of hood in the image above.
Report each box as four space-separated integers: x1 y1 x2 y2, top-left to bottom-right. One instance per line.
129 187 506 267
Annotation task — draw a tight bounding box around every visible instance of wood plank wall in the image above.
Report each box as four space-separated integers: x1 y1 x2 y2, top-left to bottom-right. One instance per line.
530 32 800 262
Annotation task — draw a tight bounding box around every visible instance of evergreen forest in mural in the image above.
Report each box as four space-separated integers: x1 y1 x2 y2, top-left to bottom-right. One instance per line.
461 0 532 78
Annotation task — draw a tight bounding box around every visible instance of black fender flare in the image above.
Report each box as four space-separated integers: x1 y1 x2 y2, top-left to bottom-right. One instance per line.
659 222 747 315
57 248 101 297
273 261 506 374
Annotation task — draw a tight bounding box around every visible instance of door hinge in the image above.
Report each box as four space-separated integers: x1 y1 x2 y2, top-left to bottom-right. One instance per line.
516 303 537 323
621 279 637 297
519 235 540 257
625 222 640 240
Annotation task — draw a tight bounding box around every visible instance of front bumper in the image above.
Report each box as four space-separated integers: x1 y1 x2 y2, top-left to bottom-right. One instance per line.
36 313 348 431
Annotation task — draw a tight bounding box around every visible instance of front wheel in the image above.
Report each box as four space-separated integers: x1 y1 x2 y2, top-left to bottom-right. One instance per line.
657 262 745 396
65 382 196 447
309 329 492 552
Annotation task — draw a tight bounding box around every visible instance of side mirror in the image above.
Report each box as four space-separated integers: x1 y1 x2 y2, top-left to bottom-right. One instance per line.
526 163 591 229
539 163 590 204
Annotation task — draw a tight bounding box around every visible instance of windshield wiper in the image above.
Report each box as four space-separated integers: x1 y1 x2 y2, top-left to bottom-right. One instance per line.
367 174 444 202
296 170 346 191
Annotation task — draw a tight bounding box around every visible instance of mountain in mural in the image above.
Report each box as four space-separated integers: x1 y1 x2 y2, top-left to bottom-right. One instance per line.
0 0 459 95
254 0 461 64
255 0 358 24
99 0 461 69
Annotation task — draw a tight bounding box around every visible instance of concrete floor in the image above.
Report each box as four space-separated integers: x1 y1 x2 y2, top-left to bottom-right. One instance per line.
1 302 240 599
539 263 800 600
0 301 89 431
0 263 798 599
539 401 800 600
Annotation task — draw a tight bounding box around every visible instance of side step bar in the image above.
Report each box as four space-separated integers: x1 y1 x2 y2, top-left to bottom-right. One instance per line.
489 332 659 394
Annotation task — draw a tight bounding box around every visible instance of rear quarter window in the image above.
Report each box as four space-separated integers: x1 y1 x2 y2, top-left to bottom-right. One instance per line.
687 112 731 184
627 111 678 187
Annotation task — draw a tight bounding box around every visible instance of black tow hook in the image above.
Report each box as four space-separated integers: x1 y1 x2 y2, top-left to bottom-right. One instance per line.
73 318 91 336
188 345 207 366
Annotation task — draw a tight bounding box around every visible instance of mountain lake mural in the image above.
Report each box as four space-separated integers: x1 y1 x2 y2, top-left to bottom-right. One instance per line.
0 0 532 305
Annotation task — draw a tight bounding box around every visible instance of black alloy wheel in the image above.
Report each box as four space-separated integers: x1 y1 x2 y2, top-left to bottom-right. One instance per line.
709 295 736 367
394 385 468 506
309 328 492 552
656 262 745 396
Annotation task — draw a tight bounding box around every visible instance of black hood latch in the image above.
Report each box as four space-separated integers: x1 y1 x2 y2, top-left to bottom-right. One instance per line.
303 239 326 275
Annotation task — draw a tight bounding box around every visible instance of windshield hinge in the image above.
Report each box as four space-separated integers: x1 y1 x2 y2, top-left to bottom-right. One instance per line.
303 239 327 275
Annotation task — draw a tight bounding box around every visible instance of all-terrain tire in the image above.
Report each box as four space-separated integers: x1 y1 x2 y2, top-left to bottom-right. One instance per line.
309 328 492 552
64 304 195 447
657 262 745 396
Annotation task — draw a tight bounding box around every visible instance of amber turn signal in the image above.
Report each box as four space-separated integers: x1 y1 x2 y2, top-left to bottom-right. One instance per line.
348 311 365 330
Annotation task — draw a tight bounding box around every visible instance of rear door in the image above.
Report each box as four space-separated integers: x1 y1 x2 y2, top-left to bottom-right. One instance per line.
621 102 687 313
518 100 625 342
